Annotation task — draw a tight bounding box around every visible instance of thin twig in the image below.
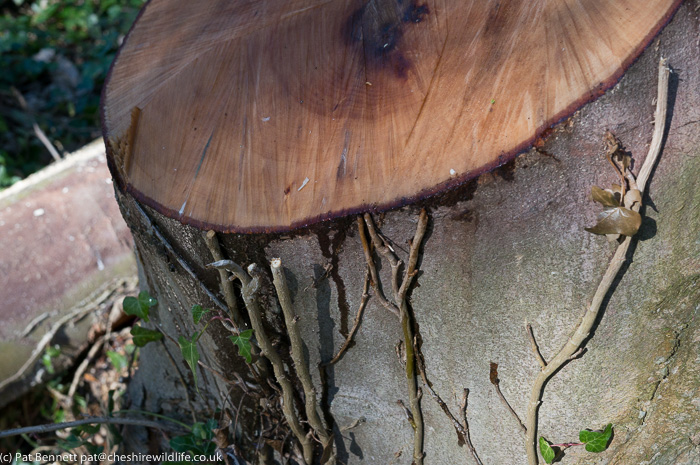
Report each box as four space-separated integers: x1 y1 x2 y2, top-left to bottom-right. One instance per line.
489 363 526 434
364 213 403 297
203 230 243 329
11 86 62 161
67 335 107 399
525 58 670 465
415 346 483 465
357 216 400 317
526 323 547 368
271 258 334 462
324 269 371 366
459 389 483 465
229 263 313 465
133 202 228 313
364 210 429 465
0 416 183 439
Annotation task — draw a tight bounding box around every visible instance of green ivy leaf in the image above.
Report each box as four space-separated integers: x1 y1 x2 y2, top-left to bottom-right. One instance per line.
580 423 613 453
191 304 212 325
74 424 100 435
139 290 158 308
123 290 158 322
539 437 556 464
229 329 254 364
130 325 163 347
585 206 642 236
106 350 128 371
170 433 199 453
58 433 85 451
179 334 200 390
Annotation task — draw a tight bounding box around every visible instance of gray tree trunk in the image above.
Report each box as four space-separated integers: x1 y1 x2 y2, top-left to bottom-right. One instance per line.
115 3 699 464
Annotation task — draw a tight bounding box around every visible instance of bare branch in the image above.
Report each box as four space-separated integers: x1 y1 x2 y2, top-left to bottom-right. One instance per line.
357 216 399 317
526 323 547 368
325 269 371 366
235 264 313 465
203 230 243 329
271 258 334 459
0 416 183 439
459 389 483 465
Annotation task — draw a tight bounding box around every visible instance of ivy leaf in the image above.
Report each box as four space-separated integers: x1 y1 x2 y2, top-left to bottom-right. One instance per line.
191 304 212 325
170 433 199 453
539 437 556 464
106 350 128 371
58 433 85 451
123 290 158 322
585 207 642 236
74 424 100 435
229 329 254 364
591 186 619 207
580 423 613 453
130 325 163 347
179 334 200 390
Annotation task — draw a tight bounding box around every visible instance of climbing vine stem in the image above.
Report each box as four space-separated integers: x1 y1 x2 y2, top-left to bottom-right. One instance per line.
525 58 670 465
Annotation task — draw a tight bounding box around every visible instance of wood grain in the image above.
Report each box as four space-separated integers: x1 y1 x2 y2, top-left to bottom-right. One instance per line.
102 0 681 232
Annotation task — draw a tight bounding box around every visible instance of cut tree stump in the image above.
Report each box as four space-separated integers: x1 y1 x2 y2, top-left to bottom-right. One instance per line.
102 1 699 464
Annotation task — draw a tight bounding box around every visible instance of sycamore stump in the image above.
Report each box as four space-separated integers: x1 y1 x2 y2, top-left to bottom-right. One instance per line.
106 1 700 463
102 0 681 233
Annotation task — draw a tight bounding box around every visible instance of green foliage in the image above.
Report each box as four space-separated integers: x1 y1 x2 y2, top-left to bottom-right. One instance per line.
229 329 254 364
179 334 200 391
191 304 212 325
56 424 104 455
580 423 613 453
123 290 157 322
106 350 127 371
0 0 146 187
540 424 614 463
41 344 60 374
130 325 163 347
539 437 556 464
167 419 218 462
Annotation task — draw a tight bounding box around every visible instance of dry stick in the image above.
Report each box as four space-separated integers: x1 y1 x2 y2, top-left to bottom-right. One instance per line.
271 258 335 463
0 416 182 439
363 210 429 465
415 342 483 464
226 262 313 465
325 269 371 366
525 58 670 465
526 323 547 369
133 202 228 313
459 389 483 465
67 334 107 399
11 86 62 161
489 363 526 435
203 230 243 328
357 216 400 318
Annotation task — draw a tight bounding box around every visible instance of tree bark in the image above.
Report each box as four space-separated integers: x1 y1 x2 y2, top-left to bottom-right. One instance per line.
115 3 699 464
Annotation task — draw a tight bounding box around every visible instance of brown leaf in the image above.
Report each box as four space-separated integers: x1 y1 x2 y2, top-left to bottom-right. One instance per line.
585 207 642 236
591 186 619 207
489 362 499 386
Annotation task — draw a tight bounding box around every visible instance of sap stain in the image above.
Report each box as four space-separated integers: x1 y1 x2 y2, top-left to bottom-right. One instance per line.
342 0 430 79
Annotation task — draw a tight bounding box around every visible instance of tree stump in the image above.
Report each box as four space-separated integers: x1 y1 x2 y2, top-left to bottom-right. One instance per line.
102 1 699 464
